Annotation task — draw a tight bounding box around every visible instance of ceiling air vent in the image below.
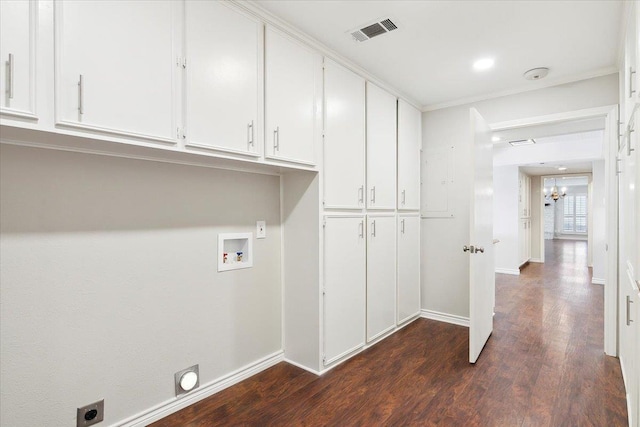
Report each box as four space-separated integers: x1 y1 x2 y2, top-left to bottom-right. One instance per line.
349 17 398 42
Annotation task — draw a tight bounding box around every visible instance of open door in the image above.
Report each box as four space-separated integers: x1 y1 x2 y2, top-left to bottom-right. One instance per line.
468 108 495 363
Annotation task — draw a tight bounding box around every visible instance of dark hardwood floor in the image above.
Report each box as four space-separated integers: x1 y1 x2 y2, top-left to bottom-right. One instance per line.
152 239 628 426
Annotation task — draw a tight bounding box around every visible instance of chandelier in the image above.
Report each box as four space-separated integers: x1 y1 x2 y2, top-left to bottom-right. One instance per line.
544 179 566 202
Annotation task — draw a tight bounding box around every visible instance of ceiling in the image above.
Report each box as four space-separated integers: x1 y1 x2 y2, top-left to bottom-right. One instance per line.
544 176 589 188
492 117 605 144
255 0 623 110
521 161 593 177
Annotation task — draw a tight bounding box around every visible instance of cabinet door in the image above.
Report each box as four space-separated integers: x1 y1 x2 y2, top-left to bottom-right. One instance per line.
265 27 320 165
0 0 36 118
367 215 396 341
620 284 639 427
323 216 366 365
184 1 261 156
397 215 420 324
56 1 176 142
397 100 421 210
366 83 397 209
324 60 365 209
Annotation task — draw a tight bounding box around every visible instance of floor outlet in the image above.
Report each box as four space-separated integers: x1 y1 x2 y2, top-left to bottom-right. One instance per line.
77 399 104 427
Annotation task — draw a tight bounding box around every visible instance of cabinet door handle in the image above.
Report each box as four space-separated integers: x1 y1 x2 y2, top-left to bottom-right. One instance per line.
248 120 254 146
359 220 364 238
627 295 634 326
78 74 84 115
371 220 376 237
616 157 622 175
7 53 14 99
370 186 376 204
273 126 279 152
402 189 406 205
401 219 405 234
630 67 636 98
628 128 635 156
358 185 364 205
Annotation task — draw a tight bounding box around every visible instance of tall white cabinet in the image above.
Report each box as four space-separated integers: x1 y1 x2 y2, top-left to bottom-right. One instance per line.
0 0 36 119
519 171 532 266
55 1 177 141
265 27 321 165
323 60 365 209
184 1 262 157
366 83 397 210
398 215 421 323
397 100 421 211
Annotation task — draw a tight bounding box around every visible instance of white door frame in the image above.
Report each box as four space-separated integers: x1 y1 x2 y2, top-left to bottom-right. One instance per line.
490 105 619 357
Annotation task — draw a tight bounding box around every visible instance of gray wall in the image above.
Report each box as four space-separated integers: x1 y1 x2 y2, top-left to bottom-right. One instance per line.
0 145 282 426
421 73 619 318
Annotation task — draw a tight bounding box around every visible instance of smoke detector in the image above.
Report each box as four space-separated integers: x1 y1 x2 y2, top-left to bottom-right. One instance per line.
523 67 550 80
349 18 398 42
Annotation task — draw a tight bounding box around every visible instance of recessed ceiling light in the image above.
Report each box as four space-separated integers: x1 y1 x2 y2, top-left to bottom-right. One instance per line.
508 138 535 146
473 58 494 71
558 166 567 171
491 136 501 142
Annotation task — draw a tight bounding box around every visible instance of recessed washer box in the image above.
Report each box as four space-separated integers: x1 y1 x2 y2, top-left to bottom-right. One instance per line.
218 233 253 272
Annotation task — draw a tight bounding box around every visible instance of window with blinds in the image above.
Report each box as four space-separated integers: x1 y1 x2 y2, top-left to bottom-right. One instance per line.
563 194 587 233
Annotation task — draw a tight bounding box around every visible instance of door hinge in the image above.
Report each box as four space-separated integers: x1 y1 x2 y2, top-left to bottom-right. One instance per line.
177 127 186 139
322 354 326 364
176 56 186 69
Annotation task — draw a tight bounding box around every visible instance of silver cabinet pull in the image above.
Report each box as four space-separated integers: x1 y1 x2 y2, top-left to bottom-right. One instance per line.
7 53 14 99
248 120 254 146
371 220 376 237
627 295 634 326
358 220 364 238
78 74 84 115
401 219 405 234
630 67 636 98
616 157 622 175
476 246 484 253
463 245 470 253
628 128 635 156
402 189 406 205
370 186 376 204
273 126 279 152
358 185 364 205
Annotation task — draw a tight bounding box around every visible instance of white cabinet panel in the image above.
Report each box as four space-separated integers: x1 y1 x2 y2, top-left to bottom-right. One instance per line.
184 1 261 156
323 60 365 209
366 215 396 341
366 83 396 209
397 215 420 324
55 1 176 142
0 0 36 118
265 27 321 165
323 216 366 365
397 100 421 211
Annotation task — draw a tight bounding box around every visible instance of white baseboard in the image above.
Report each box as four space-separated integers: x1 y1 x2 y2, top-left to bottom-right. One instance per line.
421 309 469 327
495 268 520 275
284 357 322 376
529 258 543 263
117 351 284 427
592 277 605 285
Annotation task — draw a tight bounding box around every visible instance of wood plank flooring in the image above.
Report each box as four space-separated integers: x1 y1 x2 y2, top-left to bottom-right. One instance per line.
152 239 628 426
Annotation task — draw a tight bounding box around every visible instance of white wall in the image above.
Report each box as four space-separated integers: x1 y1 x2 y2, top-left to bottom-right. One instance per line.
0 145 282 426
493 166 519 273
421 73 618 318
530 176 543 262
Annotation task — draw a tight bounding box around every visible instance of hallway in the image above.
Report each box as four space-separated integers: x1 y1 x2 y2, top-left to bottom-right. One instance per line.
152 240 628 426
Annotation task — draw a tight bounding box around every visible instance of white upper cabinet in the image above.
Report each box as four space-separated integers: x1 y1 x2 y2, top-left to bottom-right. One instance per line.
397 215 420 324
184 1 262 157
323 216 366 365
323 60 365 209
265 27 321 165
55 1 177 142
366 83 397 210
397 99 421 211
366 215 396 342
0 0 36 119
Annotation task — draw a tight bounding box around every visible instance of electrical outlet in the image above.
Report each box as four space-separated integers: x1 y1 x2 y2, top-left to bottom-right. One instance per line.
77 399 104 427
256 221 266 239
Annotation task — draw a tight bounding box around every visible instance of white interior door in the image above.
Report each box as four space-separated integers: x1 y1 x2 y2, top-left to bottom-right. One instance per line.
468 108 494 364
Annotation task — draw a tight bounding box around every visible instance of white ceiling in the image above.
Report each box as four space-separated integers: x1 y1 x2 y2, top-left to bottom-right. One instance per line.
255 0 623 109
521 162 593 177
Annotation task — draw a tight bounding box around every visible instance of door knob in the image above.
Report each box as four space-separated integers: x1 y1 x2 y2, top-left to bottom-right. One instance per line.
463 245 470 252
